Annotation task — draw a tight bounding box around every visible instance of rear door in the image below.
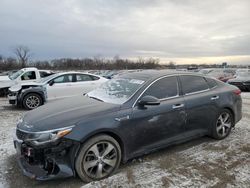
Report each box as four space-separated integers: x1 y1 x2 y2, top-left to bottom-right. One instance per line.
72 74 100 95
179 75 219 135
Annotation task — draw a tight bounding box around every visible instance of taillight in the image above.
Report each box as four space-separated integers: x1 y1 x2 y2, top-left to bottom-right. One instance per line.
233 89 241 95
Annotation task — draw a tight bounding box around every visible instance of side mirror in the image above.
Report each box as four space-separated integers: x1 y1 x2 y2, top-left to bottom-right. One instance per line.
48 80 54 86
138 95 160 106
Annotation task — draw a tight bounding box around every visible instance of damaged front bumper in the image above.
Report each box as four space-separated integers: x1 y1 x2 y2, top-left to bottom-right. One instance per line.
14 138 80 180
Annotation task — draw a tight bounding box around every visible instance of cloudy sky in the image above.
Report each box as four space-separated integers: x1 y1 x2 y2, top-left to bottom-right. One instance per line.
0 0 250 64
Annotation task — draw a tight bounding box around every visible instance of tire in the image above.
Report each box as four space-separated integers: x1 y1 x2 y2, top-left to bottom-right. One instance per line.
22 93 43 110
75 134 121 182
211 109 234 140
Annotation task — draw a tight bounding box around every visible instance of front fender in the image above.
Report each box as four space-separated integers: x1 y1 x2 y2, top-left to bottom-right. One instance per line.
19 87 46 104
65 108 132 162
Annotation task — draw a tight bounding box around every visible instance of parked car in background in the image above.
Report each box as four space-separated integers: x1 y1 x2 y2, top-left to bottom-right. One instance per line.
206 69 235 82
235 68 250 77
227 69 250 91
198 68 213 75
14 70 242 182
0 67 54 96
8 72 108 110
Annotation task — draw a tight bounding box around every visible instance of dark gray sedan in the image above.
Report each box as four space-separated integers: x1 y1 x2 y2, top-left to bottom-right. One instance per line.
14 70 242 182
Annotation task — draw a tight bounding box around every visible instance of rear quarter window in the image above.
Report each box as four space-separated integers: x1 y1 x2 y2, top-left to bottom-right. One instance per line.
205 77 217 88
180 75 209 94
90 75 100 80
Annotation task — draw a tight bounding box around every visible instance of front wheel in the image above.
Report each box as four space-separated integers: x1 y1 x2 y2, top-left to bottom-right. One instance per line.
211 109 234 140
23 93 43 110
75 134 121 182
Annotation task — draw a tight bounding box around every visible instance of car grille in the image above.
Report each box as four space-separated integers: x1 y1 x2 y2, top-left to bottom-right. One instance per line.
8 90 17 96
16 129 29 140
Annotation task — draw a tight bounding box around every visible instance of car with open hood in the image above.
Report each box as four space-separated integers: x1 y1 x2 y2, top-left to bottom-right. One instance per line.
0 67 54 96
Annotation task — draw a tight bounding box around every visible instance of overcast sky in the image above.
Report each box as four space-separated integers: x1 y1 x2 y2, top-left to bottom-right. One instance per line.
0 0 250 64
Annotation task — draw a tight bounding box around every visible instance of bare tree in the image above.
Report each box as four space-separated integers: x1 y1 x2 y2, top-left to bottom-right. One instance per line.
13 45 31 68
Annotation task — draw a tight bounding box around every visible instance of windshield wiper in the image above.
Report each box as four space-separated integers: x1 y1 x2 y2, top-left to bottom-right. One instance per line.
89 96 104 102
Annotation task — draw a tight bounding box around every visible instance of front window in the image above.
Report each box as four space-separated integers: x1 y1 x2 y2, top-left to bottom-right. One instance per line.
87 78 145 104
9 70 24 80
21 71 36 80
53 74 73 83
141 76 178 99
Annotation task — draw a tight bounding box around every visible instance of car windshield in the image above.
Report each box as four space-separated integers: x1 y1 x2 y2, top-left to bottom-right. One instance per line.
87 78 145 104
9 70 24 80
37 74 57 83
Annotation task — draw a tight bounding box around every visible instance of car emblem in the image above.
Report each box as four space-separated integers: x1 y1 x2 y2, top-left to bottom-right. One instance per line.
24 123 33 129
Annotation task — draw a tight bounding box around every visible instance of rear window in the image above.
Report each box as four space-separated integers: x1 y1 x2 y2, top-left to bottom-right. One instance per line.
76 74 93 82
180 75 209 94
90 75 100 80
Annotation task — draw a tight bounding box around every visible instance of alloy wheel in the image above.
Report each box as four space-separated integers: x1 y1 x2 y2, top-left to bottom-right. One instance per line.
25 95 41 109
83 141 118 179
216 112 232 137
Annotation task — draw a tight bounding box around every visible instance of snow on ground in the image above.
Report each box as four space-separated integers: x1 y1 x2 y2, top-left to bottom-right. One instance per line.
0 93 249 188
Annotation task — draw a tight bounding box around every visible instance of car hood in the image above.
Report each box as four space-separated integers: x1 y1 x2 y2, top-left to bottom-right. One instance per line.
19 96 120 132
9 82 43 92
0 79 15 89
0 75 10 81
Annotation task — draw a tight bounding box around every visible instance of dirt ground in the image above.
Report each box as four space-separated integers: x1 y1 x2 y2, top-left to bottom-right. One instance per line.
0 93 249 188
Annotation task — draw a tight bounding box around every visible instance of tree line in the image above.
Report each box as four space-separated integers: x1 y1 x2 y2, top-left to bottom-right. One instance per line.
0 56 161 71
1 45 248 72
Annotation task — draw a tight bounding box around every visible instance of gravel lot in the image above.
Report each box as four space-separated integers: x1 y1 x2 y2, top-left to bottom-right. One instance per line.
0 93 249 188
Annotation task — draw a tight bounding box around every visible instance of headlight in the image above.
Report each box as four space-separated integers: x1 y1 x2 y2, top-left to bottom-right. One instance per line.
26 125 75 146
17 116 23 124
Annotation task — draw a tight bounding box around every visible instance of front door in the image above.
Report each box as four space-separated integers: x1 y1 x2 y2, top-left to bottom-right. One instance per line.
125 76 186 156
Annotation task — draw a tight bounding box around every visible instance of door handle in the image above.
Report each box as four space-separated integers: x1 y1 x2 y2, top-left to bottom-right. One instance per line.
172 104 184 109
211 96 219 100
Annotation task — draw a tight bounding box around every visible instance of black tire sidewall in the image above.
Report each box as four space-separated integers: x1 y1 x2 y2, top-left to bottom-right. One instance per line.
23 93 42 110
75 134 121 183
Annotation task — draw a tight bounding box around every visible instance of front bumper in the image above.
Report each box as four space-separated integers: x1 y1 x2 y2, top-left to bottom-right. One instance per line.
14 138 79 180
8 92 18 105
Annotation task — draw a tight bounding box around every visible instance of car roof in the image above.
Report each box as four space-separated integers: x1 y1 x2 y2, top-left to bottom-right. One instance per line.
54 71 103 78
119 69 200 81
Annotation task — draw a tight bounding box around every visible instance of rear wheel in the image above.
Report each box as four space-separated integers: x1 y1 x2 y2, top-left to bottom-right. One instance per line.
75 134 121 182
212 109 234 139
23 93 43 110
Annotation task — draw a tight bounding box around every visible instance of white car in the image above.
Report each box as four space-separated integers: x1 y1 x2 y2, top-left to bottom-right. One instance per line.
8 72 108 109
